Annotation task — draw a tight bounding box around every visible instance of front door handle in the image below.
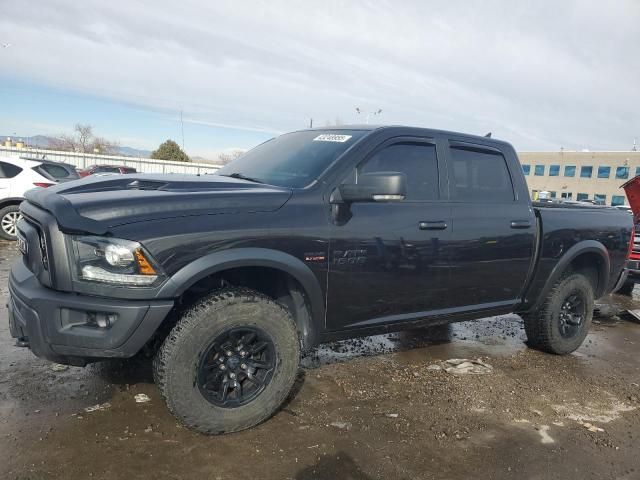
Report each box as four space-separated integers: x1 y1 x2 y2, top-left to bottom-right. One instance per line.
419 221 448 230
510 220 531 229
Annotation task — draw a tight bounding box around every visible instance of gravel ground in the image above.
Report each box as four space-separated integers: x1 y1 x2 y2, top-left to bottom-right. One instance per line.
1 240 639 479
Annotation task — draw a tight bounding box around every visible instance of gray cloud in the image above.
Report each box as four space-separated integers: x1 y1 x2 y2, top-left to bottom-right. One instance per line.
1 0 638 150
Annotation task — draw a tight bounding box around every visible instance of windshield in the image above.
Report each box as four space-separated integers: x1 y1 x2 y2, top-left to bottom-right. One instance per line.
217 129 368 188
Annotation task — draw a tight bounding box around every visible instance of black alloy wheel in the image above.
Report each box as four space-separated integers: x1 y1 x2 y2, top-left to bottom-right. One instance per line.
197 327 276 408
558 292 586 339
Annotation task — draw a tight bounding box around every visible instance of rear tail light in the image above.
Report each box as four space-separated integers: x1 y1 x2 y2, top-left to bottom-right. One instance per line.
628 225 635 259
33 182 54 188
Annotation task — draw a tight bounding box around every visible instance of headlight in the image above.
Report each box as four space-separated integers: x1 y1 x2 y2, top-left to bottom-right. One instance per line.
70 236 164 286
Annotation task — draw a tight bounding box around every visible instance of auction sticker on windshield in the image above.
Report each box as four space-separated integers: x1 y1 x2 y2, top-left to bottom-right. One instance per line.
313 134 352 142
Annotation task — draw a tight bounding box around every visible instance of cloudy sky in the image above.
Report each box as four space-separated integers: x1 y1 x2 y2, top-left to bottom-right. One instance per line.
1 0 638 158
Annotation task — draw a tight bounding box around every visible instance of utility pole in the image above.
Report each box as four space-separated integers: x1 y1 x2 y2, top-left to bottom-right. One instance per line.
309 118 313 128
180 110 185 151
355 107 382 124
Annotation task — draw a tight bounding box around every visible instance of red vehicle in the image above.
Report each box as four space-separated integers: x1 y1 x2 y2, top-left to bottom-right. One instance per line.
77 165 137 177
618 176 640 294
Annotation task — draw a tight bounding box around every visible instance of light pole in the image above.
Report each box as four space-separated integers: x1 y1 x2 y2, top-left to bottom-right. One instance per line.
355 107 382 124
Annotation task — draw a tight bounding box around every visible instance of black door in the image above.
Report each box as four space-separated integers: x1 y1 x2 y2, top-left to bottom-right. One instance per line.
326 138 451 330
445 142 536 311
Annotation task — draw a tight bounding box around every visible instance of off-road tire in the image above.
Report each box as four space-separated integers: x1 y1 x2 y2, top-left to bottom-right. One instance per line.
522 273 594 355
153 288 300 434
0 205 21 241
615 280 635 296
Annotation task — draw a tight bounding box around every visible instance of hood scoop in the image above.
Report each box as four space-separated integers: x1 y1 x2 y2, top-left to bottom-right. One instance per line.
127 179 169 191
24 173 293 234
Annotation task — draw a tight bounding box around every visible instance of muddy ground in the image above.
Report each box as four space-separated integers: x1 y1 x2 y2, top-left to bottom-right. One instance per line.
1 240 639 480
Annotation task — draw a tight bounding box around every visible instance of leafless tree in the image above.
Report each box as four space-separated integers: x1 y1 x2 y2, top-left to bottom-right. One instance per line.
218 149 245 165
48 124 119 154
75 124 93 152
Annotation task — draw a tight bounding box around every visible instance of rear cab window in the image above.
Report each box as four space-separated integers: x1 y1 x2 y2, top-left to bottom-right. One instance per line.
94 166 121 173
447 143 515 202
37 163 71 178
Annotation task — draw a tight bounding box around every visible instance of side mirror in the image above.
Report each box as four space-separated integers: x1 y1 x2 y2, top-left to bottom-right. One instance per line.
338 171 407 203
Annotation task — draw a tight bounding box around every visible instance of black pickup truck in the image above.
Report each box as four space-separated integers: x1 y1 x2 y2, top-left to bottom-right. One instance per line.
8 125 633 434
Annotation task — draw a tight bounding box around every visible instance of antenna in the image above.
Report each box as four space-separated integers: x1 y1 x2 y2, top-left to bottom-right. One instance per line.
484 132 492 138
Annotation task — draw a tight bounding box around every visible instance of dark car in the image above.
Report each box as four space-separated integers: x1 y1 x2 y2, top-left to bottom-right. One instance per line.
78 164 137 177
8 125 632 435
31 159 80 183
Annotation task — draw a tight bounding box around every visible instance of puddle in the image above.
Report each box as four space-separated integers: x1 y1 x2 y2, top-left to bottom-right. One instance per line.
302 314 527 368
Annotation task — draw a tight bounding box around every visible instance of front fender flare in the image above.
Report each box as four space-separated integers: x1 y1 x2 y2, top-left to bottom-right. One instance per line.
158 248 325 347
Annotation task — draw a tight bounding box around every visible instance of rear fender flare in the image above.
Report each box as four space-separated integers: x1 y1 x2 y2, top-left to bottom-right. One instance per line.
531 240 610 311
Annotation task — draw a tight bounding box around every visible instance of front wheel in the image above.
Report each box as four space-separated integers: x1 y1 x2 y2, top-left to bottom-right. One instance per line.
153 288 300 434
522 273 594 355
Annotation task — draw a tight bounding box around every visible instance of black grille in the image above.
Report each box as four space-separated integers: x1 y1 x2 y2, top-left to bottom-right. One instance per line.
18 215 52 287
633 234 640 256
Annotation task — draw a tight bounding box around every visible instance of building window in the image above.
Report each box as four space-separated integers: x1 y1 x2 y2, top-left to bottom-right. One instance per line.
522 164 530 175
611 195 625 206
549 165 560 176
594 194 606 205
616 166 630 179
534 165 545 176
580 166 593 178
561 192 573 199
597 166 611 178
550 191 556 198
636 166 640 177
576 193 589 201
564 166 576 177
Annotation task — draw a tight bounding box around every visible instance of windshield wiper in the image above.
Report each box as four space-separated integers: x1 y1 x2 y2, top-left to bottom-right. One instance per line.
219 172 263 184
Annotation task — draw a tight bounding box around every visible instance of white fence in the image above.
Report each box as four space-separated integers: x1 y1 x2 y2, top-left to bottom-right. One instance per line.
0 146 222 175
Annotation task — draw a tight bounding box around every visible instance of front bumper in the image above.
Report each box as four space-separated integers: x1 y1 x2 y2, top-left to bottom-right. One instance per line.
8 260 173 365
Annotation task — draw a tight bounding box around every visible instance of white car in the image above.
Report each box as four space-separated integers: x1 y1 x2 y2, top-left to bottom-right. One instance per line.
0 156 78 240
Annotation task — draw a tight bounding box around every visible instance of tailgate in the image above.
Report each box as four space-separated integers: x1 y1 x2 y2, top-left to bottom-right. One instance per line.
622 176 640 222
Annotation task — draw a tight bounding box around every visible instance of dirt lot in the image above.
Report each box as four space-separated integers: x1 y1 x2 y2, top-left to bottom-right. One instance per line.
1 240 639 480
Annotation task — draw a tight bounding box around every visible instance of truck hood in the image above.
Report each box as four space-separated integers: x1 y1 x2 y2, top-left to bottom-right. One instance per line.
24 174 293 235
622 176 640 222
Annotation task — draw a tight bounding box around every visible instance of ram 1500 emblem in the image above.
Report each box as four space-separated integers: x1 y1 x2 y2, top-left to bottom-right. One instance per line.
333 249 367 266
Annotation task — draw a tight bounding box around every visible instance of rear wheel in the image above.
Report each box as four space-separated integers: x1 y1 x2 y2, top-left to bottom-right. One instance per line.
153 288 300 434
522 273 594 355
0 205 21 241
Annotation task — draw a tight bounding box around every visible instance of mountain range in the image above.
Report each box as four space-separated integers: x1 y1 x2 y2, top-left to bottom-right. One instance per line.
1 134 152 158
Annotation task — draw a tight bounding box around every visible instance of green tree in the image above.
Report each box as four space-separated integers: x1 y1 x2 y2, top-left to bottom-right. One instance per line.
151 140 190 162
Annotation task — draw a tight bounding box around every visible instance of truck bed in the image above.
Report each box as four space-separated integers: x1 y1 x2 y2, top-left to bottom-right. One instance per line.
519 204 631 311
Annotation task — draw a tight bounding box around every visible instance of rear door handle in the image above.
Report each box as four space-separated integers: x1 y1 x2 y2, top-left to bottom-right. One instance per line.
419 221 448 230
510 220 531 229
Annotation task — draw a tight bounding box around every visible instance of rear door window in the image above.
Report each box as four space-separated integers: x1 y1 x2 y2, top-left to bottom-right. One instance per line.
448 145 514 202
357 142 439 201
0 161 23 179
